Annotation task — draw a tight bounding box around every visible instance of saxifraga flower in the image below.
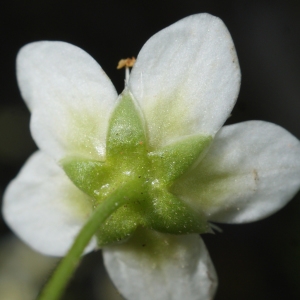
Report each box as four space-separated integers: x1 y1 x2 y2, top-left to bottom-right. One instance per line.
3 13 300 300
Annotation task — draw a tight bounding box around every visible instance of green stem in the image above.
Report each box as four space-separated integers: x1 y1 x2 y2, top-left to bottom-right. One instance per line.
37 180 140 300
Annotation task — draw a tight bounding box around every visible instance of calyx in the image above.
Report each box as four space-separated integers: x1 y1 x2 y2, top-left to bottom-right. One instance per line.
62 90 212 246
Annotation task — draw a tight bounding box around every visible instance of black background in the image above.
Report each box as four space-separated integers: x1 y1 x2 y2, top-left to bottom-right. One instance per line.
0 0 300 299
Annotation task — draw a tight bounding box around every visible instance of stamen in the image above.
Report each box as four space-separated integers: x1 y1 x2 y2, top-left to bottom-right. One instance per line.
117 57 136 85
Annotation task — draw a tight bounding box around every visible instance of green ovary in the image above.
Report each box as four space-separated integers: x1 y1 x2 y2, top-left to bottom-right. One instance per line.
61 89 212 247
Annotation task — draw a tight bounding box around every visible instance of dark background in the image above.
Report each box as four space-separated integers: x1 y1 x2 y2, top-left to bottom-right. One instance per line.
0 0 300 299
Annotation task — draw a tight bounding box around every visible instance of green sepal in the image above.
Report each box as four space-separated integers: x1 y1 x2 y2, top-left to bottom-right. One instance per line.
148 135 212 185
147 189 209 234
96 200 149 246
61 157 109 200
107 89 147 159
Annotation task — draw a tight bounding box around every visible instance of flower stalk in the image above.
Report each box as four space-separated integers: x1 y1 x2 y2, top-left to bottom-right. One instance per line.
38 179 141 300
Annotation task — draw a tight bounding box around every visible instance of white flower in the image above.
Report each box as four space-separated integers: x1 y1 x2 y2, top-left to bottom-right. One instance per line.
3 13 300 300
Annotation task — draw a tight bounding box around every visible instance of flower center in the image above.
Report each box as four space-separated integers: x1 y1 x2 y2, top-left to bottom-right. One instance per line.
61 90 212 246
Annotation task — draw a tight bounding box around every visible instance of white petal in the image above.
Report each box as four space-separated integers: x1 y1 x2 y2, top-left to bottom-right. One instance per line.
129 13 240 149
17 41 118 161
172 121 300 223
2 151 96 256
103 231 217 300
